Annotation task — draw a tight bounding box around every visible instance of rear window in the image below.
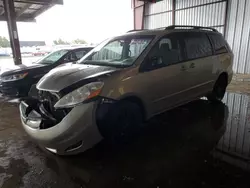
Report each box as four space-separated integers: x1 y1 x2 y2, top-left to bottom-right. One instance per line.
183 32 213 60
208 34 228 54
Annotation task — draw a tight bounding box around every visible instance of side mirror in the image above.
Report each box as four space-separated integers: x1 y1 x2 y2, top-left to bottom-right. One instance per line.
150 56 158 66
140 56 159 72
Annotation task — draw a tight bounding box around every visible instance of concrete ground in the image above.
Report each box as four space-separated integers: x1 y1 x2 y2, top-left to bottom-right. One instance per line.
1 77 250 187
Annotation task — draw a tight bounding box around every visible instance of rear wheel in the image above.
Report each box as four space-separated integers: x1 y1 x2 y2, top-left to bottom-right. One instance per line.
207 75 228 103
99 101 143 143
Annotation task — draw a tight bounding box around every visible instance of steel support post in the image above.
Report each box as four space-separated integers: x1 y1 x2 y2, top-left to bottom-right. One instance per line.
3 0 22 65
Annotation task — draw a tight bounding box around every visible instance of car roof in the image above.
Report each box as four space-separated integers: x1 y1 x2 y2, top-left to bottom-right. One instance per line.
70 46 95 50
115 26 220 39
54 46 94 52
120 29 167 37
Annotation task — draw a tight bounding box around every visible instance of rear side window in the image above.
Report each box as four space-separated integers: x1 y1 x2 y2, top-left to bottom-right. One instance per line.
183 32 212 60
208 34 228 54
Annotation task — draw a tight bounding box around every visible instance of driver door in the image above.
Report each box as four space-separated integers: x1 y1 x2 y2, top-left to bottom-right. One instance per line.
137 33 189 115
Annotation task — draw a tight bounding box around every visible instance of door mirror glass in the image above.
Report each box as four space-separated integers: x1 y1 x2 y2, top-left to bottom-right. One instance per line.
150 56 159 67
63 57 69 62
141 56 159 71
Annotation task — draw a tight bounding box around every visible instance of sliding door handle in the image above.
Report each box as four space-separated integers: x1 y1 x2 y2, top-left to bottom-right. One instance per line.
180 65 187 71
190 63 195 68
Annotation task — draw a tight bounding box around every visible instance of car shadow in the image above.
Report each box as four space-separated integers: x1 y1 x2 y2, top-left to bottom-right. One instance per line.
44 99 229 188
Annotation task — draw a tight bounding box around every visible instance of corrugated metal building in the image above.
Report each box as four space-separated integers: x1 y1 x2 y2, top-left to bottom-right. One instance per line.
212 92 250 170
133 0 250 74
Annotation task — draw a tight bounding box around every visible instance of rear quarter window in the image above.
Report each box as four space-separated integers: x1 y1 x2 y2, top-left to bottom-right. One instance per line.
208 34 228 54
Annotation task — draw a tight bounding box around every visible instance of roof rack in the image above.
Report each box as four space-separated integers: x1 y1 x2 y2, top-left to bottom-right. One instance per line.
165 25 218 32
127 29 148 33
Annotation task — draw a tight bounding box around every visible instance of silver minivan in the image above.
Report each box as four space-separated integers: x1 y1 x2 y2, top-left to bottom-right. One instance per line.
20 25 233 155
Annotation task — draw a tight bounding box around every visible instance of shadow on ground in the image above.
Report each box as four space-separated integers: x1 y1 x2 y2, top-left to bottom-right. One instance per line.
0 92 250 187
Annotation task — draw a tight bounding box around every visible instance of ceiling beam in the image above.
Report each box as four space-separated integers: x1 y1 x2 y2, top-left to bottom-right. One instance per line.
16 4 31 17
0 14 36 22
14 0 63 5
32 4 51 17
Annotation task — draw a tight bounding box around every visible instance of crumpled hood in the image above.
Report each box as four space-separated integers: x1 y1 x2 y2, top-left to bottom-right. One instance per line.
37 63 119 92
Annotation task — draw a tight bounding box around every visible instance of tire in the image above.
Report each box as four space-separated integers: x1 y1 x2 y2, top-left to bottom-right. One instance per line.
207 75 228 103
99 101 143 143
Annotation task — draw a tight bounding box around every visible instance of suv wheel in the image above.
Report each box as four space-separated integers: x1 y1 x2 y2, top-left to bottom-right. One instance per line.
99 101 143 143
207 75 227 103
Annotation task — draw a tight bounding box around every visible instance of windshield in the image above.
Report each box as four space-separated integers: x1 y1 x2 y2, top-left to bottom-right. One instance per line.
35 50 69 65
78 36 154 67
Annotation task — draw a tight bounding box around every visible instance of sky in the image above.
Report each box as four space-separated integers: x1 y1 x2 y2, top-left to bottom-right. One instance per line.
0 0 133 45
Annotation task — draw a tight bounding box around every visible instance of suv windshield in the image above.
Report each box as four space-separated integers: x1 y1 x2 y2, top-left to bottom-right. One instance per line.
35 49 69 65
78 36 154 67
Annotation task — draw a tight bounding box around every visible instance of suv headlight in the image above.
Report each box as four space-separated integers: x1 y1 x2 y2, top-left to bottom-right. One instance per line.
54 82 104 109
1 72 28 82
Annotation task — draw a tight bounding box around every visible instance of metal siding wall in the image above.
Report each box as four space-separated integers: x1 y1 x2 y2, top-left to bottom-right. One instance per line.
144 0 173 29
133 0 145 30
144 12 172 29
175 1 226 34
219 93 250 158
225 0 250 74
144 0 172 15
144 0 226 33
176 0 221 9
222 92 234 150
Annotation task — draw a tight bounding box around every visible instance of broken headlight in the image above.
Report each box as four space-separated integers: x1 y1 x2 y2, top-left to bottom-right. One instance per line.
54 82 104 109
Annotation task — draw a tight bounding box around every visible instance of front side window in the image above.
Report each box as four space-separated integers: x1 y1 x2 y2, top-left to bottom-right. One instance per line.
64 49 90 62
143 34 182 70
64 52 77 62
75 49 89 59
78 36 154 67
36 50 69 65
184 32 212 60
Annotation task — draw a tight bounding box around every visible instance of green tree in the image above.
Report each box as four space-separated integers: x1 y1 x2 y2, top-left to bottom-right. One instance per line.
0 36 10 47
53 38 69 45
72 39 87 44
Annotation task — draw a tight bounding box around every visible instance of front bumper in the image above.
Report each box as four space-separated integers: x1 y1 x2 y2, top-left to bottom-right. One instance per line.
20 100 103 155
0 80 31 96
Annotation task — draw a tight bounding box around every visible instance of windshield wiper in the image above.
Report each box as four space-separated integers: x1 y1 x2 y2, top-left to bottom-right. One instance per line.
81 61 127 68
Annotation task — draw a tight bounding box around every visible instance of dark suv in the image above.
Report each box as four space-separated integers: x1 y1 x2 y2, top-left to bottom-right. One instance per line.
0 46 93 97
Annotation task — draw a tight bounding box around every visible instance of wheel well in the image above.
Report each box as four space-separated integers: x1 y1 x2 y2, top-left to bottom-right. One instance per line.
121 96 146 121
218 72 228 85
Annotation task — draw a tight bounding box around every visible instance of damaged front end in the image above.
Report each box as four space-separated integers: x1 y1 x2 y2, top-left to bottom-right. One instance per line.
20 85 72 130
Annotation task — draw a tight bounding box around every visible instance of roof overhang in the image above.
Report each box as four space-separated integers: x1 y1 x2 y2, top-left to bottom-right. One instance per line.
0 0 63 22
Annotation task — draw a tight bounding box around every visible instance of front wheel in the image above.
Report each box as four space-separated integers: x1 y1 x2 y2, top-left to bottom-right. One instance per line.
207 75 228 103
98 101 143 143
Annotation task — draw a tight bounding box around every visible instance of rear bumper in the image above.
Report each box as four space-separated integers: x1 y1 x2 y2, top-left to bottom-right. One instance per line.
20 100 103 155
